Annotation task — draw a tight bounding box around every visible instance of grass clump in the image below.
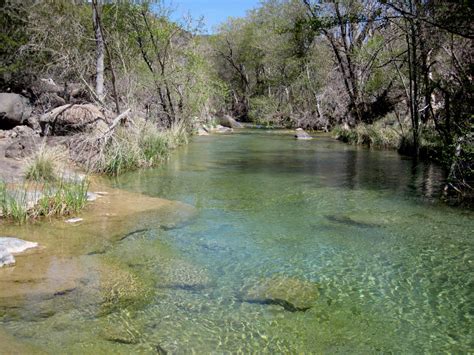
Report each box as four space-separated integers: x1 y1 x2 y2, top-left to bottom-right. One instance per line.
0 177 89 224
35 178 89 218
0 182 28 223
333 118 406 150
96 120 189 176
25 144 66 182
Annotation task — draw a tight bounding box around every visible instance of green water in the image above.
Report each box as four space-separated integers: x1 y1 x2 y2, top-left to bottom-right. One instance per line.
1 130 473 353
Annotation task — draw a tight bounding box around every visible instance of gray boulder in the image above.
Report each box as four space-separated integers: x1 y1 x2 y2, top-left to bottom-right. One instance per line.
219 115 243 129
0 93 32 129
5 136 41 159
294 128 312 140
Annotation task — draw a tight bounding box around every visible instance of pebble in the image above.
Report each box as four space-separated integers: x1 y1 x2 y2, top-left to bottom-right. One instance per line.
65 218 83 224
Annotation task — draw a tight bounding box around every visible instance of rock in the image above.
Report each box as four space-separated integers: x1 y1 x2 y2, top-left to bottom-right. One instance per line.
241 276 319 311
0 93 32 129
197 127 209 136
0 237 38 268
40 104 108 136
4 136 40 158
65 217 83 224
158 259 212 291
0 237 38 254
86 192 98 202
9 125 38 138
294 128 312 140
215 125 233 133
0 247 15 267
219 115 243 128
25 115 41 132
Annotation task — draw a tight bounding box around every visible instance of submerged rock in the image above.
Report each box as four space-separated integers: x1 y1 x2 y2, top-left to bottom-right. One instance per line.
158 259 212 291
294 128 312 140
241 276 319 311
325 215 380 228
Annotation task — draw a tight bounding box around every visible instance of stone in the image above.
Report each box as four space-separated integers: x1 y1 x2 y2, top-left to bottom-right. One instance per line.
4 136 40 159
0 93 32 129
0 237 38 268
86 192 98 202
65 217 83 224
219 115 243 129
9 125 38 138
0 237 38 254
215 125 233 133
241 276 319 311
294 128 312 140
197 127 209 136
0 247 15 267
40 104 108 136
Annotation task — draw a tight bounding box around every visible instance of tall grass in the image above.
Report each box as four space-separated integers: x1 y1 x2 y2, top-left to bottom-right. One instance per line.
0 177 89 224
25 144 66 182
333 122 403 149
96 120 189 176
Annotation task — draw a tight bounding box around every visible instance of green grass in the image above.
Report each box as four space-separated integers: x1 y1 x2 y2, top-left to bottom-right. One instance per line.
0 177 89 224
0 182 28 224
96 120 189 176
333 122 403 150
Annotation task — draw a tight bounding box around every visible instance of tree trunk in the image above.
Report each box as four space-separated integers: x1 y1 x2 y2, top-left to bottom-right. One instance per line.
92 0 105 102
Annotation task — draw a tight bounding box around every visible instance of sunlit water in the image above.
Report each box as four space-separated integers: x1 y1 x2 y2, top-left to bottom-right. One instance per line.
1 130 473 353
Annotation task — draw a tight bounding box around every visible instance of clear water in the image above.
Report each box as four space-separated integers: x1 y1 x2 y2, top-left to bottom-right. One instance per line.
1 130 473 353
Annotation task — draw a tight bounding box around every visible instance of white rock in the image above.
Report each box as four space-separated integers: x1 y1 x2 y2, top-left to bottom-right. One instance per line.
86 192 98 202
0 247 15 267
0 237 38 254
65 217 83 224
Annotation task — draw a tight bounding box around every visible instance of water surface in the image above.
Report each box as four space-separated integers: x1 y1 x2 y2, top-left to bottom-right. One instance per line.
1 130 473 353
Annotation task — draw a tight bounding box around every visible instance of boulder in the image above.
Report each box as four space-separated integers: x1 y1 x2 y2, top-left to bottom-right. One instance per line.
0 247 15 267
0 237 38 268
197 127 209 136
40 104 108 136
4 136 40 159
241 276 319 311
215 125 233 133
8 125 38 138
219 115 243 128
0 237 38 254
294 128 312 140
0 93 32 129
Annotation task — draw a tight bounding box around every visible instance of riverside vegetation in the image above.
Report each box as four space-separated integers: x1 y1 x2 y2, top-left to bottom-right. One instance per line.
0 0 472 226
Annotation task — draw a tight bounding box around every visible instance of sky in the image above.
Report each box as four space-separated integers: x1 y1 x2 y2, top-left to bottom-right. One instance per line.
167 0 261 33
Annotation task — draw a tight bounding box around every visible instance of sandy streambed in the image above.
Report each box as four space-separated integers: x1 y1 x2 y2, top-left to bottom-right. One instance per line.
0 181 196 351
